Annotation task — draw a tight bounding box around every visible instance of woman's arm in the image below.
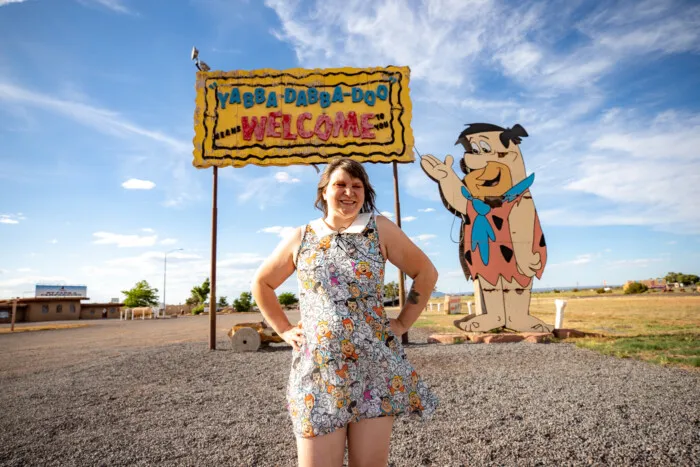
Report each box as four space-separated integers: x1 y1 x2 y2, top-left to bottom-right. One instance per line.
251 226 305 350
376 215 438 335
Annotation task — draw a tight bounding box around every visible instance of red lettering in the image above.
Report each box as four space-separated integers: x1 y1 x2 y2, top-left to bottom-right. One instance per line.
282 113 297 140
297 112 313 138
266 111 282 138
314 114 332 141
343 111 361 137
332 112 345 138
360 113 376 139
241 116 267 141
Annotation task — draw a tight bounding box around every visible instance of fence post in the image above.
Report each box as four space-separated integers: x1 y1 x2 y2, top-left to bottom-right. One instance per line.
555 299 567 329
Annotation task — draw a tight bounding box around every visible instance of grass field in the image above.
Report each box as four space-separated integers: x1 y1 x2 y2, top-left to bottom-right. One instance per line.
418 293 700 369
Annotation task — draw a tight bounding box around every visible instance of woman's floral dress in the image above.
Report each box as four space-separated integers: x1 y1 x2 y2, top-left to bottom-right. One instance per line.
287 213 438 438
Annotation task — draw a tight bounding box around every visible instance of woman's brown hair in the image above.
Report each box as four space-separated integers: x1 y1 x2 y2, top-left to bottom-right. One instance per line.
314 158 377 216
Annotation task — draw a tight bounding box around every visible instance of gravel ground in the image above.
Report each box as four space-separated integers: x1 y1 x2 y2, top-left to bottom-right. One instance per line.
1 326 699 466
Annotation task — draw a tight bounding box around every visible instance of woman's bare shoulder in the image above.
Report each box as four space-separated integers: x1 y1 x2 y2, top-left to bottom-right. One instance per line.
375 214 399 236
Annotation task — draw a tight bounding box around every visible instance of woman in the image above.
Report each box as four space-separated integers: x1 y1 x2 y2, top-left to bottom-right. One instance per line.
252 158 438 466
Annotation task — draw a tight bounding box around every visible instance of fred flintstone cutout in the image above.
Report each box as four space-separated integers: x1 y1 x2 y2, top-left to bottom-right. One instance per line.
422 123 551 333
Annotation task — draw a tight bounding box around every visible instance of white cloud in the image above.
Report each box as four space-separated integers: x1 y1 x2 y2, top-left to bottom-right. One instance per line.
418 208 435 213
0 213 25 224
607 258 662 268
562 111 700 234
49 239 58 244
71 248 266 303
92 231 158 248
235 168 308 210
264 0 698 96
549 254 593 268
0 82 188 152
401 216 417 222
122 178 155 190
0 274 69 289
274 171 301 183
258 226 297 239
106 251 200 268
142 228 155 233
76 0 133 14
218 253 266 267
16 268 32 272
411 234 436 243
0 0 27 5
160 238 177 245
264 0 497 87
380 211 394 219
0 81 202 209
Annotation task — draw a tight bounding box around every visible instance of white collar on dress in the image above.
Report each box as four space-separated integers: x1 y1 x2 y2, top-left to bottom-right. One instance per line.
309 212 372 237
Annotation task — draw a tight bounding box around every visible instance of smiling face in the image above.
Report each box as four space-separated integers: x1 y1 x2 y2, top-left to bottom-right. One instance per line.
464 161 513 198
341 340 355 356
356 262 370 275
323 168 365 222
317 321 329 336
461 130 527 198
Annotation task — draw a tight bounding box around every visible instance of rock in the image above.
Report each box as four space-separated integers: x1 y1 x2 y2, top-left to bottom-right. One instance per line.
229 327 261 352
228 322 284 348
482 334 525 344
427 333 466 345
464 333 486 343
522 332 554 343
553 328 587 339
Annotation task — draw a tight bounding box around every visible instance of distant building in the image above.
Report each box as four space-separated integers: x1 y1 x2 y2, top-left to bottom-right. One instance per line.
0 297 124 324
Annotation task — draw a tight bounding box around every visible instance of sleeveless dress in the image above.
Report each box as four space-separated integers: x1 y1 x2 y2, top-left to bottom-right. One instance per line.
287 213 438 438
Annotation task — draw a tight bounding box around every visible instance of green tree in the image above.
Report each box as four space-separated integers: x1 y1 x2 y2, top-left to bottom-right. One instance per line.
189 278 210 305
625 282 649 294
384 281 398 301
665 272 679 283
122 280 159 307
278 292 299 307
665 272 699 285
233 292 253 312
217 296 229 308
681 274 699 285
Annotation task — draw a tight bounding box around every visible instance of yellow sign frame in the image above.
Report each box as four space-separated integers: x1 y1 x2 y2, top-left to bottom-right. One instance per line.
192 66 414 168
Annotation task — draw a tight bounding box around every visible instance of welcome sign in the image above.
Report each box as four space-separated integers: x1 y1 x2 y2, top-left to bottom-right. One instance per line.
192 66 414 168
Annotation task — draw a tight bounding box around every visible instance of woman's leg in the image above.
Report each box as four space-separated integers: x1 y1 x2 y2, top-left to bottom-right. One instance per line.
296 425 347 467
347 416 394 467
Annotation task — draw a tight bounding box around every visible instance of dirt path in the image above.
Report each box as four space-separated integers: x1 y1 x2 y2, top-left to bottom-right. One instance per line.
0 312 300 376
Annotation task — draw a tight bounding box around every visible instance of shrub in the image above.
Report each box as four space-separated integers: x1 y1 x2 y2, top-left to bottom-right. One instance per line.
278 292 299 307
624 282 649 294
572 288 579 292
596 288 606 294
233 292 253 312
191 304 204 315
553 289 561 293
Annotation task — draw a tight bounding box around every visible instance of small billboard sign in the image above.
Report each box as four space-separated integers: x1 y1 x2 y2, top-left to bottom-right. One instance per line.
35 285 87 298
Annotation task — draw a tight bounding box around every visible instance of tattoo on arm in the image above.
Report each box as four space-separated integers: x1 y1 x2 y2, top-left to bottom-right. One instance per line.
407 284 420 305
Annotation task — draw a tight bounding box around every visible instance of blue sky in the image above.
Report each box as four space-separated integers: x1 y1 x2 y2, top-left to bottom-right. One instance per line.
1 0 699 304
